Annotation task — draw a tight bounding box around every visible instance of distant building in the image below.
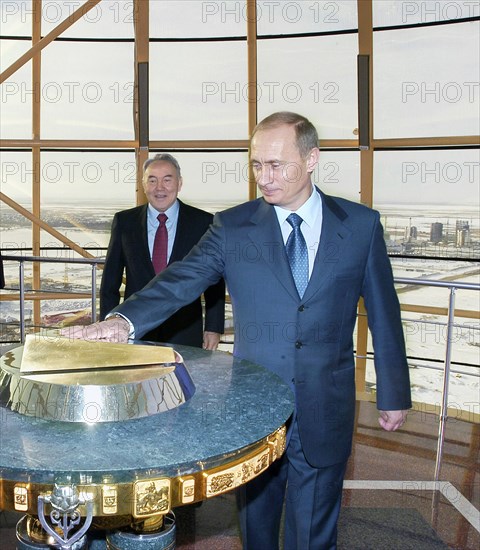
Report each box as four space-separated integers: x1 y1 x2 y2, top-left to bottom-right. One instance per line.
456 220 470 246
430 222 443 244
404 225 418 242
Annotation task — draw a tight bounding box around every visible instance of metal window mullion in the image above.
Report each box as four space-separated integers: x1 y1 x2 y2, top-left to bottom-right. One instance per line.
32 0 42 333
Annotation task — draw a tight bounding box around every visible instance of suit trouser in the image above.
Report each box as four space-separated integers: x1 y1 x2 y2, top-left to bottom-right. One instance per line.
237 420 348 550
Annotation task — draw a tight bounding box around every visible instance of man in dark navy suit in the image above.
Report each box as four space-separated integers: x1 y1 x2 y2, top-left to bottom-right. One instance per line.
68 113 411 549
100 153 225 349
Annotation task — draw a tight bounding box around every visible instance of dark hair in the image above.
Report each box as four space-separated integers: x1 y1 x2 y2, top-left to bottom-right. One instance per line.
143 153 181 178
251 112 319 157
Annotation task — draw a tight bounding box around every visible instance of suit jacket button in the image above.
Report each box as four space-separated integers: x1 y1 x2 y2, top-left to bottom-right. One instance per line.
298 305 305 312
295 341 302 349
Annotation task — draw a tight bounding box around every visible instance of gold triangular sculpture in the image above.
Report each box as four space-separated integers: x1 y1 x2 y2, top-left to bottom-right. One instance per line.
20 334 176 375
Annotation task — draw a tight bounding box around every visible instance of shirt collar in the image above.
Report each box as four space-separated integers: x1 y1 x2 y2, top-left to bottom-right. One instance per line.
147 200 179 222
274 186 321 228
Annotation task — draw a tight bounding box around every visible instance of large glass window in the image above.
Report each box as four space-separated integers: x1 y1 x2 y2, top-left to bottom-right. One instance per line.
0 0 32 37
257 0 357 35
314 150 360 201
374 22 480 138
150 41 248 140
0 52 31 139
41 42 134 139
40 150 136 207
0 151 32 209
373 0 479 26
257 34 358 138
150 0 246 38
157 151 250 211
374 149 480 261
41 1 134 38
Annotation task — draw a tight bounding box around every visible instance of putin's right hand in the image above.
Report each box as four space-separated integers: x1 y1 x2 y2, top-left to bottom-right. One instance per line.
60 316 130 343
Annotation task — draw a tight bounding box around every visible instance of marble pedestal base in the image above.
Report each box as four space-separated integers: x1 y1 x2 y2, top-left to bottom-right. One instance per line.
106 513 176 550
16 513 176 550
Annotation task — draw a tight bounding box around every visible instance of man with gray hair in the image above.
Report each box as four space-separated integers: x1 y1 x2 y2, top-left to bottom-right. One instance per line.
100 153 225 349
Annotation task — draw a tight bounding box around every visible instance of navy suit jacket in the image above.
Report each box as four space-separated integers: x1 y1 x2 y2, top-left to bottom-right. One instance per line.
100 200 225 347
113 189 411 467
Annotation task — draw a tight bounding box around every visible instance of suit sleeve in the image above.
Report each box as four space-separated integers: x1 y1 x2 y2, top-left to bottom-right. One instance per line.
112 216 226 339
203 277 225 334
100 213 126 320
361 213 412 411
174 205 225 335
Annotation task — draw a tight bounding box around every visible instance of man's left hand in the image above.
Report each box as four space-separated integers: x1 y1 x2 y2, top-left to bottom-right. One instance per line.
203 331 221 351
378 409 408 432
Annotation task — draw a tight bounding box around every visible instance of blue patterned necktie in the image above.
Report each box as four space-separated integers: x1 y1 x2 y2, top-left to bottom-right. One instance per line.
286 213 309 298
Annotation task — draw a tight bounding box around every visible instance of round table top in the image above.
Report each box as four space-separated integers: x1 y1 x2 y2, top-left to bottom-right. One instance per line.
0 343 294 516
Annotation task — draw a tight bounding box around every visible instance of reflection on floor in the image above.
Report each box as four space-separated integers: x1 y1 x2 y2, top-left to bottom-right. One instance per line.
1 401 478 549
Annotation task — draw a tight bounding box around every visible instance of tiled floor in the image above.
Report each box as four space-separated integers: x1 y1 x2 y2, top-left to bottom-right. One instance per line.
173 400 479 549
343 400 479 549
1 400 478 549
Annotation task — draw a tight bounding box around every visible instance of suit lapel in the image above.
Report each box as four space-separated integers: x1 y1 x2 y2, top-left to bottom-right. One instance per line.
303 191 351 301
248 200 299 300
137 205 155 276
247 194 352 301
169 200 184 263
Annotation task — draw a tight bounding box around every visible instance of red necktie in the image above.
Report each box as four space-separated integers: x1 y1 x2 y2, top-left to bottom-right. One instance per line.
152 213 168 274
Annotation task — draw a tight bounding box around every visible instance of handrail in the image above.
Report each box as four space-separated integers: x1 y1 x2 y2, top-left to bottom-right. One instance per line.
394 276 479 291
1 254 105 264
396 270 479 478
1 254 105 339
1 253 479 482
3 255 478 286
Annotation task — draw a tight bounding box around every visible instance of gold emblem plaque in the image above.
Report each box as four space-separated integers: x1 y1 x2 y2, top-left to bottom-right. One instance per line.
102 486 118 515
14 486 29 512
204 447 271 498
133 479 171 518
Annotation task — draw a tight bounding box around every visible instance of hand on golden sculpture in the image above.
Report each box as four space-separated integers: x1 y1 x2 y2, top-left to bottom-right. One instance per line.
60 317 130 343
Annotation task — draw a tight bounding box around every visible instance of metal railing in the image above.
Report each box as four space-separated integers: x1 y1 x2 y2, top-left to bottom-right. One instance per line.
393 277 479 481
1 254 479 482
1 254 104 342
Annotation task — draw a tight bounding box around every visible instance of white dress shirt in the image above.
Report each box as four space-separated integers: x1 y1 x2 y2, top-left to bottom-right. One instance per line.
274 186 323 279
109 200 180 337
147 200 180 262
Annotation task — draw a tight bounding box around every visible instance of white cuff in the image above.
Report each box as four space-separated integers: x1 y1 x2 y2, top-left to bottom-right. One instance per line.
106 312 135 339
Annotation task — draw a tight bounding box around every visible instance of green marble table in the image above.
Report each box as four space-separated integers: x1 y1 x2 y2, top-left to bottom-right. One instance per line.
0 343 294 525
